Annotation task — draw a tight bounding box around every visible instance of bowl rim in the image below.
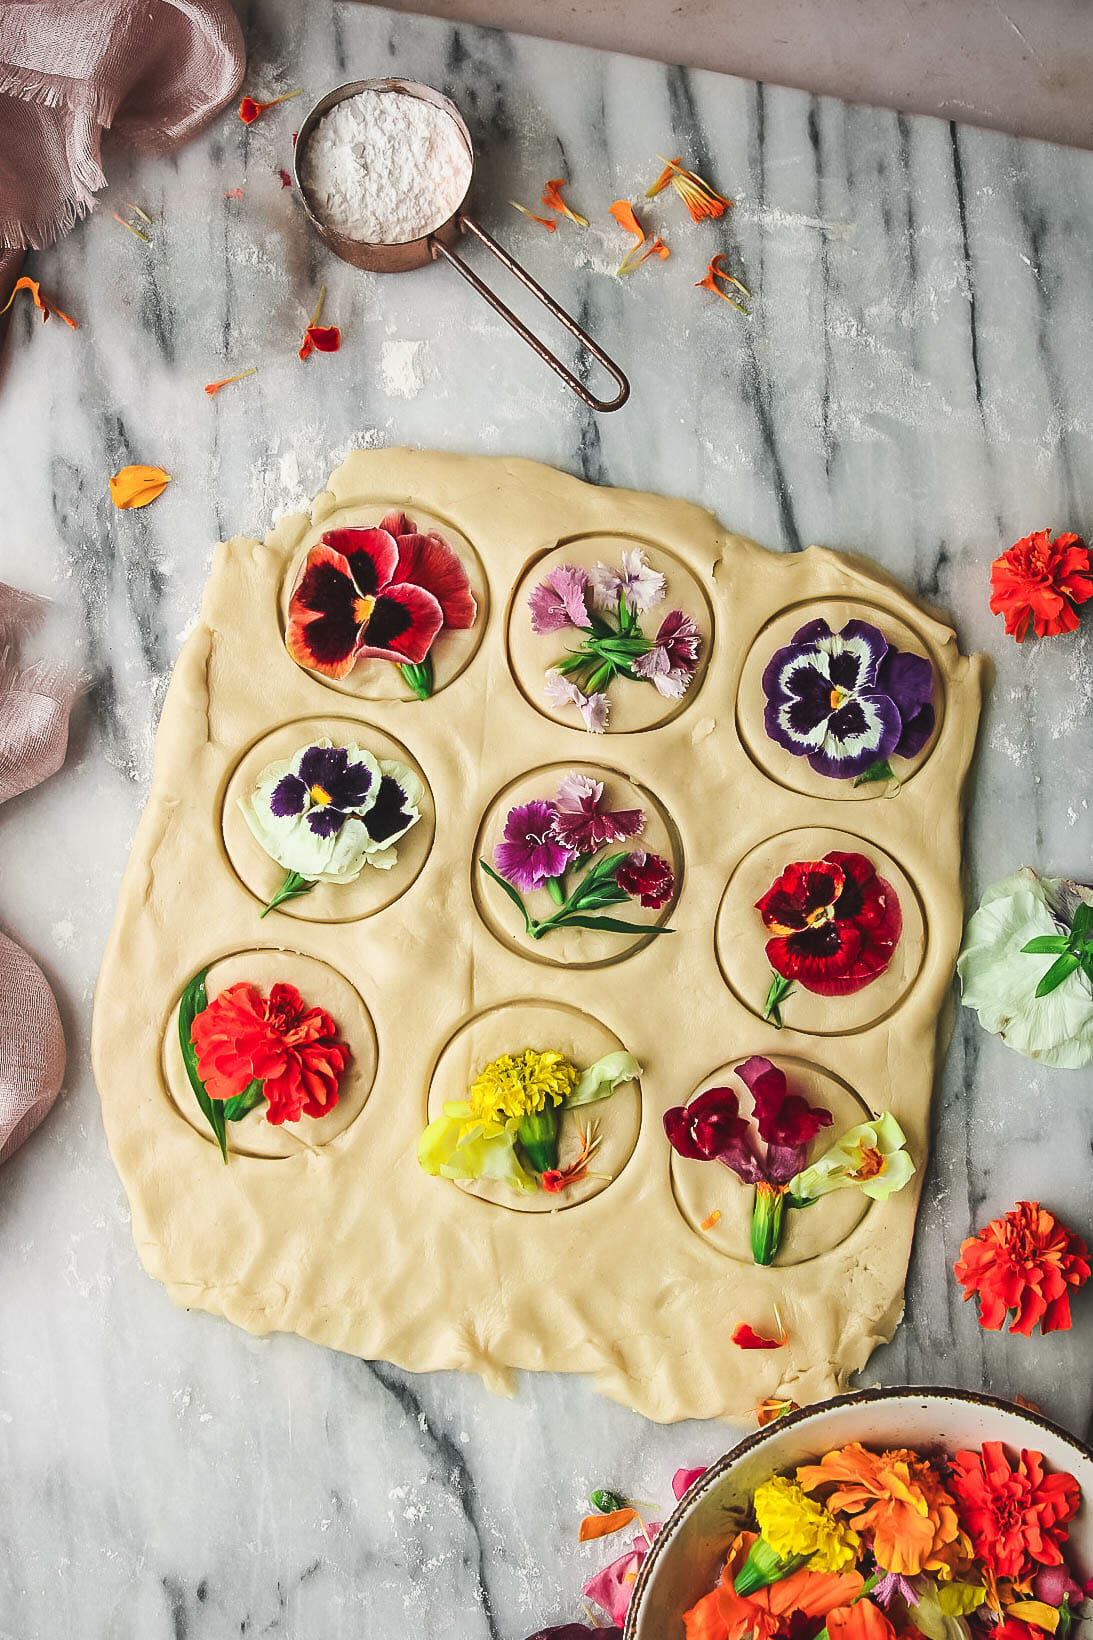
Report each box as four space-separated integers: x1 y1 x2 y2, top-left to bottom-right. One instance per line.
623 1383 1093 1639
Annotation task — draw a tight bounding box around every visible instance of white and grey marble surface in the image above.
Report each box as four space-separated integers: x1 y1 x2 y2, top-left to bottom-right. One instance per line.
1 3 1091 1635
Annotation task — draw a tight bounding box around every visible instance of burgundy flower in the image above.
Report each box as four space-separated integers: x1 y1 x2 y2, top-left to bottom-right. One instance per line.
756 852 903 996
616 850 674 908
286 510 476 679
549 773 644 855
494 800 572 892
664 1057 831 1187
528 565 593 634
633 608 702 698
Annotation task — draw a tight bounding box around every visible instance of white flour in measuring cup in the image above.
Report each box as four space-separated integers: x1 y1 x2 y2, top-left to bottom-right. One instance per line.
299 88 472 245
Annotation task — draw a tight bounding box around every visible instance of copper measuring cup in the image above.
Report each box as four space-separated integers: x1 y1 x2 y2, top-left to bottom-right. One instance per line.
292 78 630 413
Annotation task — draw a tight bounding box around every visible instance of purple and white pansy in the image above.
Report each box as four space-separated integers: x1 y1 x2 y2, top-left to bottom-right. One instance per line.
528 549 702 731
241 737 423 915
762 617 936 782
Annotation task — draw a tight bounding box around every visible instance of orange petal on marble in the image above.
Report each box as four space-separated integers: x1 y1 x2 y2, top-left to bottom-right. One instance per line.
109 465 171 510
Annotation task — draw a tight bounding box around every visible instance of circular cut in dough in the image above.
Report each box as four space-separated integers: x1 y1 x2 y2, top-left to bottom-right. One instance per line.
736 597 943 800
506 534 713 734
221 715 435 923
161 949 377 1159
279 503 488 701
669 1056 876 1265
426 1000 641 1212
472 762 682 968
715 827 926 1035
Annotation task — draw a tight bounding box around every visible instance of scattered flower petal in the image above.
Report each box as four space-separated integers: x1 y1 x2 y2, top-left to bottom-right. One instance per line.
700 1208 722 1231
529 564 593 633
204 367 257 395
541 177 589 226
696 253 751 314
278 167 293 187
732 1322 787 1349
578 1507 637 1541
0 275 78 328
756 1397 799 1426
239 89 303 124
109 464 171 509
511 199 557 230
673 1466 708 1499
646 154 732 219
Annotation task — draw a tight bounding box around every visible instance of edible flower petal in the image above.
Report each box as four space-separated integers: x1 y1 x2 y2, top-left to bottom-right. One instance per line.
646 154 732 219
589 548 666 615
948 1443 1079 1581
957 870 1093 1068
673 1466 708 1499
758 852 903 998
109 464 171 509
544 668 610 732
578 1507 637 1541
567 1050 642 1108
618 235 669 275
494 798 572 892
0 275 78 328
684 1530 862 1640
510 199 557 231
615 850 674 908
953 1201 1090 1336
583 1525 661 1628
239 89 302 124
789 1113 914 1204
756 1397 799 1427
632 608 702 697
529 564 593 633
796 1443 971 1577
299 285 341 360
696 254 751 313
736 1055 833 1181
541 178 589 226
204 367 256 395
732 1323 787 1349
754 1476 861 1572
608 199 646 246
989 530 1093 641
549 773 644 854
190 980 350 1124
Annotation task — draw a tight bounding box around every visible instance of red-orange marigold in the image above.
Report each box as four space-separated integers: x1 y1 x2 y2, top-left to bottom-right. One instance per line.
191 980 350 1124
989 529 1092 641
948 1442 1079 1581
953 1200 1090 1336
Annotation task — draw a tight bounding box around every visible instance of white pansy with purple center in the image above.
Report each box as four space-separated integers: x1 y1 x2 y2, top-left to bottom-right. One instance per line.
762 617 935 780
241 738 422 882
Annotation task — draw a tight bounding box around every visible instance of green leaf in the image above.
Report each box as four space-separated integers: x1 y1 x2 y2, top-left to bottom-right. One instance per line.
178 966 228 1162
554 913 675 935
545 874 566 906
1021 936 1068 954
222 1080 266 1122
1034 952 1081 998
398 655 434 700
591 1488 628 1514
852 758 895 787
1071 900 1093 942
260 869 316 918
763 972 795 1028
478 859 533 933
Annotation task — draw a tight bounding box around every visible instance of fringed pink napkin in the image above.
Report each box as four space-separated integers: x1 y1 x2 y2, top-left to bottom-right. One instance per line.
0 585 82 1164
0 0 245 302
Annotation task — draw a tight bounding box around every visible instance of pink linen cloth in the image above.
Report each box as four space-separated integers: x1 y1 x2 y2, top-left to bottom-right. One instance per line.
0 585 82 1165
0 0 245 307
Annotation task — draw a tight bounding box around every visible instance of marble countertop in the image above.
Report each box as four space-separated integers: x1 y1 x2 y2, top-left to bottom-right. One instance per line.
1 3 1091 1635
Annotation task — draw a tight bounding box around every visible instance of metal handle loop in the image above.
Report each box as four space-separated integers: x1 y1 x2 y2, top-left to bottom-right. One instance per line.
431 215 630 413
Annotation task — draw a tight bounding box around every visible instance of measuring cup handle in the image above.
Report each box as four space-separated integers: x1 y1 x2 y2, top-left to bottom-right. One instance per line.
430 215 630 413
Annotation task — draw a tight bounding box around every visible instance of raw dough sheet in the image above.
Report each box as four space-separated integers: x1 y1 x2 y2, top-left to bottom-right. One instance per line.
92 449 985 1423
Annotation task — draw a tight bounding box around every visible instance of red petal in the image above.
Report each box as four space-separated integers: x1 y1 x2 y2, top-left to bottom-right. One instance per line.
321 527 399 595
357 582 444 664
732 1323 787 1350
305 323 340 354
387 531 477 630
286 543 365 678
379 509 416 537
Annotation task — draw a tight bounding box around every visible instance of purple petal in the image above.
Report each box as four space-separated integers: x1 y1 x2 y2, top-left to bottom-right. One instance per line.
893 702 935 759
307 805 347 837
494 799 572 891
269 773 307 817
364 775 413 843
805 691 902 779
789 617 834 646
528 565 592 634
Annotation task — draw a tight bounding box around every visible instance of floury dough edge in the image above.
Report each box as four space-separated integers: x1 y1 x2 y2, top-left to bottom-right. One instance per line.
91 449 987 1424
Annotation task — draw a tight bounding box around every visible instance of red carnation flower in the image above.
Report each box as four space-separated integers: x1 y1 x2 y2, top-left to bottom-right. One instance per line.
948 1442 1079 1581
953 1200 1090 1336
191 981 350 1125
616 849 675 908
756 851 902 996
286 510 476 679
989 529 1093 641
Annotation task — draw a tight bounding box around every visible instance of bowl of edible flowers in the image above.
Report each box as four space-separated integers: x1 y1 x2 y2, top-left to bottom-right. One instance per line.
624 1388 1092 1640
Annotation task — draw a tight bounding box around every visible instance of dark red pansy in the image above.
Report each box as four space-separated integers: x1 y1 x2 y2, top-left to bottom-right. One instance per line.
735 1054 832 1182
756 850 902 997
286 514 476 678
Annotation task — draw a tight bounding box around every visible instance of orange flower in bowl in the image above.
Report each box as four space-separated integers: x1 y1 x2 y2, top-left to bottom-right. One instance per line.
684 1531 863 1640
795 1444 970 1576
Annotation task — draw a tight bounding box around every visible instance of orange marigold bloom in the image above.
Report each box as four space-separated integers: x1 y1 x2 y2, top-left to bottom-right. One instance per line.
684 1531 864 1640
796 1444 970 1576
827 1599 898 1640
954 1201 1090 1336
948 1442 1079 1582
989 529 1092 641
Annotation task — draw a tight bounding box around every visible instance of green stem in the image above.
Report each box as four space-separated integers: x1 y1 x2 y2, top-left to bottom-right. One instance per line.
734 1540 808 1598
261 870 315 918
763 972 795 1028
398 655 434 700
751 1183 787 1266
546 874 566 906
517 1107 559 1173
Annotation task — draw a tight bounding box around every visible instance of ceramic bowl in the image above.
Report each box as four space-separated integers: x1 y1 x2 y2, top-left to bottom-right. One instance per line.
625 1386 1093 1639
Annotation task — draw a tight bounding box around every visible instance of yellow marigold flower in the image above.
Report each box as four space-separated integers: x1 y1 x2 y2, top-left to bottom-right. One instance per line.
754 1476 860 1572
468 1049 578 1125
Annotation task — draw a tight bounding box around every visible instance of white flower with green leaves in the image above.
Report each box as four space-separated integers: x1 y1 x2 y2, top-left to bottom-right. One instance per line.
241 738 422 916
957 869 1093 1069
789 1112 914 1205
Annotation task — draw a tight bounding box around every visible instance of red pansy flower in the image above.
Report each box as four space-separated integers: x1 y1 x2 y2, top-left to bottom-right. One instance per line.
989 530 1093 641
953 1200 1090 1336
947 1442 1079 1581
756 852 902 996
191 981 350 1125
286 509 476 678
